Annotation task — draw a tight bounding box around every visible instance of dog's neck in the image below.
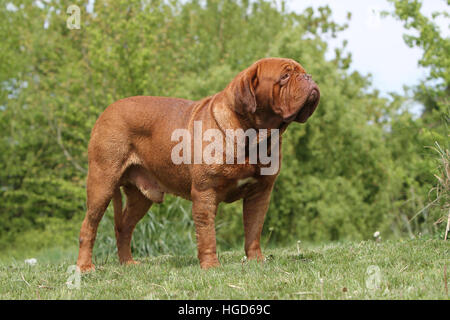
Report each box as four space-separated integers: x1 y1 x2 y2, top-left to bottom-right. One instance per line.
214 92 290 141
213 91 283 134
211 92 248 133
211 91 281 153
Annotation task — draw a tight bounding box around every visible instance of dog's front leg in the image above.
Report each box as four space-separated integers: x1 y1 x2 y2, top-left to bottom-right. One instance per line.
191 188 220 269
243 187 273 261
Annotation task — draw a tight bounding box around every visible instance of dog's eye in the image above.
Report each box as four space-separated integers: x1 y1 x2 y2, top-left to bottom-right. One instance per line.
279 73 290 85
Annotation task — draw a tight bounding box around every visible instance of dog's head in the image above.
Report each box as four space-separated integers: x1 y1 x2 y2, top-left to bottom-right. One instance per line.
226 57 320 129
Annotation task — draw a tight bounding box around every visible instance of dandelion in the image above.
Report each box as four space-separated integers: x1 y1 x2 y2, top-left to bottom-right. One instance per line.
373 231 381 242
24 258 37 266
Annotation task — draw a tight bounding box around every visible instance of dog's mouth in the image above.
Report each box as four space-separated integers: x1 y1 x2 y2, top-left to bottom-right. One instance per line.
282 111 298 123
279 83 320 128
294 88 320 123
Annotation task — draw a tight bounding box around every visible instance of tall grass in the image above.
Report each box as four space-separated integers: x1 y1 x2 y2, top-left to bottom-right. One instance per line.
94 196 198 262
428 142 449 239
409 141 450 240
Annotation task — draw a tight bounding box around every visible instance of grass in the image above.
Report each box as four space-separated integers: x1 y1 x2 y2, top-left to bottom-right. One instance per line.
0 239 448 299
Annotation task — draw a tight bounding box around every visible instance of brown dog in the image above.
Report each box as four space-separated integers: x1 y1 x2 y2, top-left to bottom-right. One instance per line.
76 57 320 271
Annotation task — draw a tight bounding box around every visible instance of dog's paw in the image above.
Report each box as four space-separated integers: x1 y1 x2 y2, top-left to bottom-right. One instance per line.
200 260 221 270
125 260 141 266
78 264 95 273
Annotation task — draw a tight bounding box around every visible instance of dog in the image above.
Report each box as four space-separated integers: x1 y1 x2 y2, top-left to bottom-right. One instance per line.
76 57 320 271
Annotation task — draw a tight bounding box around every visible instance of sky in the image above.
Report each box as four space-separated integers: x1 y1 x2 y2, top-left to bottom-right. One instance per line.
286 0 449 96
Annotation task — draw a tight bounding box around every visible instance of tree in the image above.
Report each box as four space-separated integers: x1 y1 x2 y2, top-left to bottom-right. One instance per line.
0 0 446 253
383 0 449 237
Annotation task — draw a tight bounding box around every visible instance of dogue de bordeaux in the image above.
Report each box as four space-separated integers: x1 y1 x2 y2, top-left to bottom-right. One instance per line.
76 57 320 271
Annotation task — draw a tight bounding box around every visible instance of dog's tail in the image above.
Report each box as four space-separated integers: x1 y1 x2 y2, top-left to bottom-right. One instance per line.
112 187 123 230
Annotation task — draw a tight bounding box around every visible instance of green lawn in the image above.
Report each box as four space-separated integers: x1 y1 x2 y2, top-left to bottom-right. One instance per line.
0 240 448 299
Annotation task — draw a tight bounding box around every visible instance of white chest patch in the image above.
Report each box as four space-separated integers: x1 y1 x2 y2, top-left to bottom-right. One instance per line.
237 177 257 187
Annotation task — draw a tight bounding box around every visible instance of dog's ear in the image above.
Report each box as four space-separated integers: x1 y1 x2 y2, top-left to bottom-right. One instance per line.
230 64 258 115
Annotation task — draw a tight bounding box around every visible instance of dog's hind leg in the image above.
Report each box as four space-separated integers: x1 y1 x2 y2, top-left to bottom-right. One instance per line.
76 165 119 272
114 184 153 265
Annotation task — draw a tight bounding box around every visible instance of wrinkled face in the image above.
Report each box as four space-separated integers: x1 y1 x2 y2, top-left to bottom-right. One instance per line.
230 58 320 129
255 58 320 126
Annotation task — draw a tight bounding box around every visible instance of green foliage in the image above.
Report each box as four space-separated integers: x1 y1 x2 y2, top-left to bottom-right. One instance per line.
0 214 82 260
0 0 448 258
383 0 449 236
